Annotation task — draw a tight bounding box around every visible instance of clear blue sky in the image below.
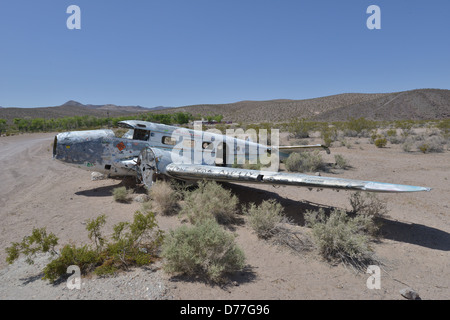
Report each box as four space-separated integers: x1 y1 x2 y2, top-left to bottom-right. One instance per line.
0 0 449 108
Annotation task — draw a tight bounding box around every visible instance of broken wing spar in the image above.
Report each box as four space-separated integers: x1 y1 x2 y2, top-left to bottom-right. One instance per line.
163 164 430 193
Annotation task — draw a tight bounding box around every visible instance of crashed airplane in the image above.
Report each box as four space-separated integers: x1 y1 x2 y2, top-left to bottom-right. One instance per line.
53 120 431 193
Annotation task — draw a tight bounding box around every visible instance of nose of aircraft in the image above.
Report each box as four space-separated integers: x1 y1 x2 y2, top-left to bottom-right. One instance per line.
52 129 115 164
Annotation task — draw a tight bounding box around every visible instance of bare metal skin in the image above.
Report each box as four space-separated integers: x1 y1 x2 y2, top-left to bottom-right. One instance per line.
53 120 431 193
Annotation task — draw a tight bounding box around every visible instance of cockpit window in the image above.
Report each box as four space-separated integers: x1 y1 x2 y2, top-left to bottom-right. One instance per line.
133 129 150 141
162 136 177 145
114 128 133 139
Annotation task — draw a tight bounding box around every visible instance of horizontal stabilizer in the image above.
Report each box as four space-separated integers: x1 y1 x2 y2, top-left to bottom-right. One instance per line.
276 144 331 154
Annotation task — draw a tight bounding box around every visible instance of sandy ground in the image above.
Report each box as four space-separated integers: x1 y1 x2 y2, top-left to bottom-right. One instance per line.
0 132 448 300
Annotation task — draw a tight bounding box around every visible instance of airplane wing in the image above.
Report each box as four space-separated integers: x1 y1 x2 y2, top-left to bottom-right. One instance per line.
136 147 430 193
161 163 430 193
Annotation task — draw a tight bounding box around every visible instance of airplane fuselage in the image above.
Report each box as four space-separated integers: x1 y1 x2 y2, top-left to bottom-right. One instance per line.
53 120 278 177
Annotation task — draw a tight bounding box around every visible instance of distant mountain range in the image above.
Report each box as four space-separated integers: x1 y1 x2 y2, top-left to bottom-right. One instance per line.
152 88 450 123
0 101 170 122
1 89 449 123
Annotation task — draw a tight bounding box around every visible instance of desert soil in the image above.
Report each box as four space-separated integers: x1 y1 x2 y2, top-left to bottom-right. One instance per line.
0 132 448 300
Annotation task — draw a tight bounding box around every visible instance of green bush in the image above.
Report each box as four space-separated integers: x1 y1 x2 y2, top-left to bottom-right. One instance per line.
181 180 238 225
6 211 164 283
5 228 58 265
43 244 100 282
386 128 397 137
374 137 387 148
402 141 413 152
246 199 285 239
333 154 349 169
148 180 180 215
344 117 376 134
287 118 313 139
161 219 246 283
112 186 129 202
99 211 164 275
284 151 325 173
416 136 444 153
320 126 338 147
349 192 388 236
304 208 376 270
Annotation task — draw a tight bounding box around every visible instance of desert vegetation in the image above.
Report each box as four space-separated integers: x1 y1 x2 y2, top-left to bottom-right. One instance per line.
304 192 388 270
180 180 239 225
147 180 180 215
112 186 130 203
284 151 326 173
7 174 390 284
277 117 449 155
6 211 164 282
154 179 389 277
161 219 246 283
2 106 448 157
0 112 196 136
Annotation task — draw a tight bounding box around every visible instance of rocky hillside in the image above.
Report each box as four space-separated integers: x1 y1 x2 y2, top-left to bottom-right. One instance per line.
1 89 449 123
312 89 450 122
152 89 450 123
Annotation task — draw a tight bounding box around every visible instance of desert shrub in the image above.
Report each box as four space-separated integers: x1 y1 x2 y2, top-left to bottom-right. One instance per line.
384 129 404 144
394 120 414 131
5 228 59 265
320 126 338 147
339 139 353 149
6 212 164 283
43 244 100 282
86 214 107 251
386 128 397 137
402 141 413 152
342 129 358 137
161 219 245 283
345 117 377 134
418 143 429 153
284 151 325 173
333 154 349 169
112 186 129 202
287 118 313 138
416 136 444 153
370 130 387 147
374 137 387 148
304 208 376 270
357 129 371 138
246 200 312 253
97 211 164 276
349 192 388 236
148 180 179 215
436 119 450 135
181 180 238 225
401 136 416 152
388 135 404 144
246 199 285 239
